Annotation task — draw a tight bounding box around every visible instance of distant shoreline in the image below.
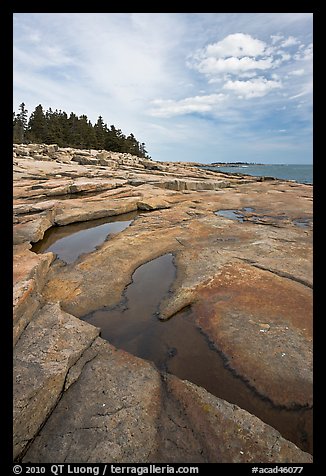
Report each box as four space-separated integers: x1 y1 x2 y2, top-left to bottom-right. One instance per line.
209 162 265 167
199 163 312 185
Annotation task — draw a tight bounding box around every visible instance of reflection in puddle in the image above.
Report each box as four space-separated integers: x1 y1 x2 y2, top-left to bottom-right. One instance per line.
215 209 245 222
243 207 255 212
215 207 256 222
293 218 311 229
215 208 310 229
31 211 139 263
82 253 312 454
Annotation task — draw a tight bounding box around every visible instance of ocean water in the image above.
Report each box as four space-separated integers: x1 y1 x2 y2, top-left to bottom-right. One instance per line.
202 164 313 185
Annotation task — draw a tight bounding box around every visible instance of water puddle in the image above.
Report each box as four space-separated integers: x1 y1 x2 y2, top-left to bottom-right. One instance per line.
215 207 256 222
82 253 312 454
215 208 292 227
215 209 245 222
243 207 255 212
293 218 311 229
31 211 139 264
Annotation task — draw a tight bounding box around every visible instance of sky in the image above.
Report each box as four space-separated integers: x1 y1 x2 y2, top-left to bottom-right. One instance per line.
13 13 313 164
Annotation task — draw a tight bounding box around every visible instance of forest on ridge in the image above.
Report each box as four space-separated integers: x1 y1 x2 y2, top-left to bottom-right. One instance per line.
13 102 150 158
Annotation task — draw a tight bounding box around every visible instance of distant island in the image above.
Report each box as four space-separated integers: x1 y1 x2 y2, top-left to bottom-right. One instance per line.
209 162 264 167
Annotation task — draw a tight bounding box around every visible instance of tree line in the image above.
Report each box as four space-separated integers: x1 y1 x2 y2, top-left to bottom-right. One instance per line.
13 102 150 158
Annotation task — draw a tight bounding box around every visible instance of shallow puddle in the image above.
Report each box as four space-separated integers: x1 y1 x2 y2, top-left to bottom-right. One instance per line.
31 211 139 263
215 207 257 222
82 253 312 454
215 209 245 222
215 208 295 228
293 218 311 228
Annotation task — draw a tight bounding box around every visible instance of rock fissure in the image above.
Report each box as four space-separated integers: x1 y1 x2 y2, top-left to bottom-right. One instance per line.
238 258 313 289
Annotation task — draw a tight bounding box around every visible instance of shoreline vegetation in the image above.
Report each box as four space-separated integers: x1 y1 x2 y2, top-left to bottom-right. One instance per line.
13 102 150 158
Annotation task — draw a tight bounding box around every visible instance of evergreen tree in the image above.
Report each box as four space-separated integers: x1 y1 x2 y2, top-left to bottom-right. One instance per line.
139 142 149 158
105 125 126 152
13 102 28 143
67 112 79 147
13 102 150 158
94 116 107 149
45 108 69 146
72 115 96 148
27 104 47 143
124 133 138 155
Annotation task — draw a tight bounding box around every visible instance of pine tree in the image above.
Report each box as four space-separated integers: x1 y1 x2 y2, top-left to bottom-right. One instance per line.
72 115 96 149
105 125 126 152
45 108 69 146
94 116 107 149
139 142 149 158
13 102 28 143
13 102 150 157
67 112 79 147
27 104 46 143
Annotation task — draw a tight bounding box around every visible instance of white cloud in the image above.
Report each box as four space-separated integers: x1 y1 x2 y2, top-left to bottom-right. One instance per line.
303 43 313 59
13 44 76 70
191 33 275 77
149 94 226 117
223 77 282 98
190 31 302 81
239 71 257 78
281 36 300 47
289 91 308 100
288 78 313 100
271 34 284 44
274 50 291 63
196 56 274 75
289 69 305 76
205 33 266 58
281 52 291 61
294 43 313 61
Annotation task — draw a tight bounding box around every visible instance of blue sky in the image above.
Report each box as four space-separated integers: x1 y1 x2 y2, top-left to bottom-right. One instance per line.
13 13 313 164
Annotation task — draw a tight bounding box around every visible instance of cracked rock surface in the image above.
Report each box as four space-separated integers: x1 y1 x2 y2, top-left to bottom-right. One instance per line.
13 144 312 462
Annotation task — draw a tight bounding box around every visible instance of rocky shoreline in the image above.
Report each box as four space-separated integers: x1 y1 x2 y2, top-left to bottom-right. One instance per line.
13 144 313 463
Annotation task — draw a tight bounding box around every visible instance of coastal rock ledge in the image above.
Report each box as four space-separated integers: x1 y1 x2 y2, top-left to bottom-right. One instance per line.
13 144 313 463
